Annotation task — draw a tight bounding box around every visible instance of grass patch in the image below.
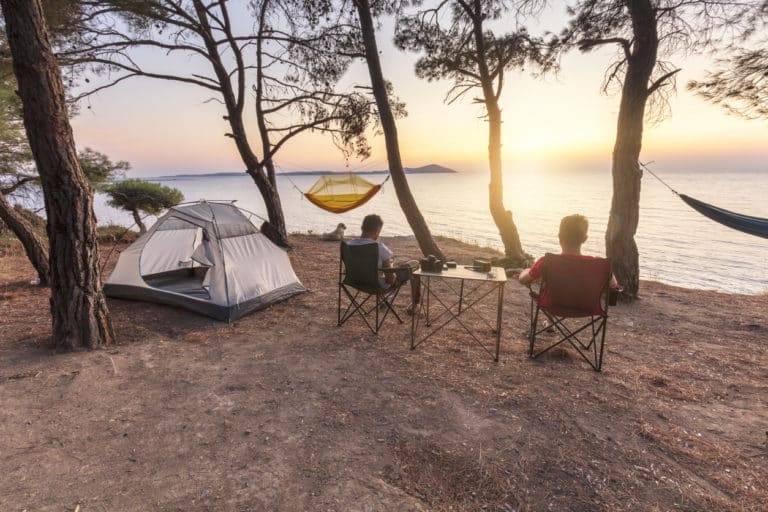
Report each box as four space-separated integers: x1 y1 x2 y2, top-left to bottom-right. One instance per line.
96 224 139 244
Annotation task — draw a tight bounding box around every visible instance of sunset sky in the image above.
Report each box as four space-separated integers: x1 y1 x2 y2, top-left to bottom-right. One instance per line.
68 14 768 177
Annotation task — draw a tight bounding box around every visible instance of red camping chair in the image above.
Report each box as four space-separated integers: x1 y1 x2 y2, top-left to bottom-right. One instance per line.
528 254 614 371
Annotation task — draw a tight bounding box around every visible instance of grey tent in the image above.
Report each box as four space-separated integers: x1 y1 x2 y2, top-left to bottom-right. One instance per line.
104 201 305 320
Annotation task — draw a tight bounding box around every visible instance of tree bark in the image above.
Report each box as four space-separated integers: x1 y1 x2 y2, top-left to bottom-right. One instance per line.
2 0 114 349
354 0 444 259
192 0 289 248
606 0 658 298
469 0 528 265
0 193 50 285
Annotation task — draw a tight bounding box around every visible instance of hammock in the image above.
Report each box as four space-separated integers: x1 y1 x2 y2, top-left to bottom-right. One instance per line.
643 163 768 239
679 194 768 239
303 173 386 214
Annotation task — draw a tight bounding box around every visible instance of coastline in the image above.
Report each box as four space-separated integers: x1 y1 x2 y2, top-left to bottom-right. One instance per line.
146 163 459 181
90 169 767 295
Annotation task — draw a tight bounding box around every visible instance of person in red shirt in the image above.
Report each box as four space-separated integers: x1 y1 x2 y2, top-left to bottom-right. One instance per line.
516 214 618 290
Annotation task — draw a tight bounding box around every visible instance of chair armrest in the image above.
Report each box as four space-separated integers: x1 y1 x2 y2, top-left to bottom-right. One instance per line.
381 266 412 284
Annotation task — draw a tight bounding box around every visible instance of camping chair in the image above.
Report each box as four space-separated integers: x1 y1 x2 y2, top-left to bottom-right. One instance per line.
337 241 406 334
528 254 613 371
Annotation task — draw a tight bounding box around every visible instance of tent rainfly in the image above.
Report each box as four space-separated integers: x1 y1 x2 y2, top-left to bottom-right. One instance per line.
104 201 305 320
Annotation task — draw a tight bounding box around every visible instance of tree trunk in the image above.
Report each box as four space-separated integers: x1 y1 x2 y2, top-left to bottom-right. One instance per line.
605 0 658 298
486 105 527 264
2 0 114 349
259 159 289 244
354 0 444 259
192 0 289 248
469 1 528 265
0 193 50 285
247 165 289 247
131 208 146 234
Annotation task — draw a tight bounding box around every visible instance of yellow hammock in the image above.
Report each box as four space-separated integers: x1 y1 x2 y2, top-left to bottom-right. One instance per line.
303 173 386 214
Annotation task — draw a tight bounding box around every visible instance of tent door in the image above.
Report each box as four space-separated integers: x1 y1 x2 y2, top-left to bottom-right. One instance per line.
140 222 213 299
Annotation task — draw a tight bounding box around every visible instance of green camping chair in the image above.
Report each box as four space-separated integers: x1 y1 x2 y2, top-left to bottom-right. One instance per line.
337 241 405 334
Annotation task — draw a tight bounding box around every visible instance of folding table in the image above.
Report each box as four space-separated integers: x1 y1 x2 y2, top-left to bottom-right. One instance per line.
410 266 507 361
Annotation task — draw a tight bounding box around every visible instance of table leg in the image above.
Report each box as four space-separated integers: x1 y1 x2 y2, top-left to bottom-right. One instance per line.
458 279 464 314
495 283 504 362
410 290 416 350
425 276 431 327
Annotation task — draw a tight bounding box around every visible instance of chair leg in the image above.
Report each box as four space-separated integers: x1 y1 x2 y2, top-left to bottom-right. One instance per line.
339 287 362 325
338 284 405 336
382 286 403 324
529 314 609 372
373 286 403 333
559 317 606 372
339 286 378 335
529 303 540 357
591 318 599 364
595 317 607 372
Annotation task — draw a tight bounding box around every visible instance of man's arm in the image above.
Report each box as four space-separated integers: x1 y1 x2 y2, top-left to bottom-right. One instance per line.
516 256 545 286
381 258 397 285
517 268 535 285
377 242 396 284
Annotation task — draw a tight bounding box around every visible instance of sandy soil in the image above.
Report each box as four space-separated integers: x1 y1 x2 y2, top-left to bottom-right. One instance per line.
1 234 766 511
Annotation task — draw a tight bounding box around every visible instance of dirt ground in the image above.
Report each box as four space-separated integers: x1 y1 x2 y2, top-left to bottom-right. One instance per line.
1 234 766 511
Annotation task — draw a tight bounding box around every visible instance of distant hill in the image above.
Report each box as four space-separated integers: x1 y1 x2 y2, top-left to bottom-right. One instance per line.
150 164 457 180
403 164 457 174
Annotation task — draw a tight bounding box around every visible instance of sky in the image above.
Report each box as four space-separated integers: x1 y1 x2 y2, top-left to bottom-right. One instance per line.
68 8 768 178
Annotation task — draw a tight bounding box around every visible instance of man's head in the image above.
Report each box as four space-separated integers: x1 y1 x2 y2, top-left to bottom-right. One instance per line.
558 214 589 252
361 214 383 239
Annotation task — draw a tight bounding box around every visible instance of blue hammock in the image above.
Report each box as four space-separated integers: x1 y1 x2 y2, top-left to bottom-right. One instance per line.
642 163 768 239
679 194 768 239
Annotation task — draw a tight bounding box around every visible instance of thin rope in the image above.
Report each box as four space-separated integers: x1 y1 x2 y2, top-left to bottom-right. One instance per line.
640 161 678 195
286 175 305 195
99 212 152 275
273 162 307 196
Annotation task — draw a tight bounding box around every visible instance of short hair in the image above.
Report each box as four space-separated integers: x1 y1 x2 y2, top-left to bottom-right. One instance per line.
559 214 589 246
361 214 383 234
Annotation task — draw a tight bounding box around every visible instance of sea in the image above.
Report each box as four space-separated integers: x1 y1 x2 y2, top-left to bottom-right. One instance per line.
92 168 768 295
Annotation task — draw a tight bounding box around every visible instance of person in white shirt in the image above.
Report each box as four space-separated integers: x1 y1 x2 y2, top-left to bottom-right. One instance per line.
347 214 420 312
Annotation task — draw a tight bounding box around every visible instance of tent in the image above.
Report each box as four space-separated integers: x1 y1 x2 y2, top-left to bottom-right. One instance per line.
104 201 305 321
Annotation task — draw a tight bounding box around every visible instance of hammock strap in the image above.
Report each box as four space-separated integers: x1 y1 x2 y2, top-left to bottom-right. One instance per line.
285 174 304 195
640 161 677 195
